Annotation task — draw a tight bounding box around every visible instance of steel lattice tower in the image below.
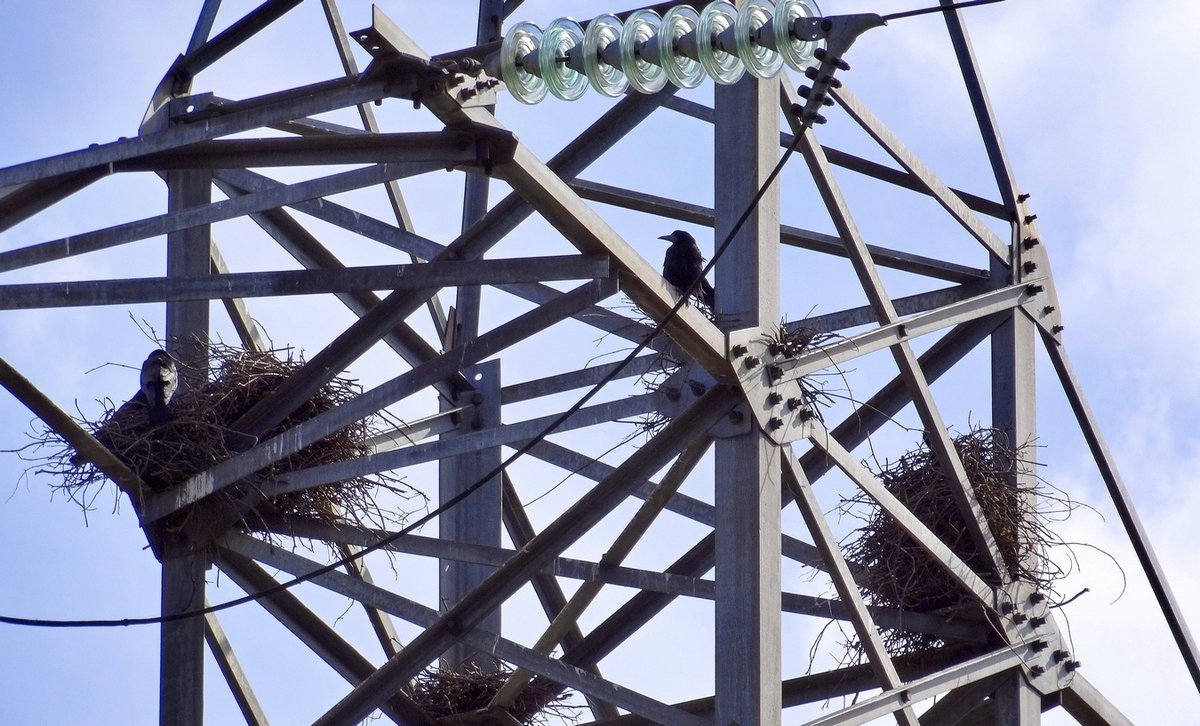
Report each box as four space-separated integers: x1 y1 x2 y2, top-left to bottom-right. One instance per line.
1 1 1196 724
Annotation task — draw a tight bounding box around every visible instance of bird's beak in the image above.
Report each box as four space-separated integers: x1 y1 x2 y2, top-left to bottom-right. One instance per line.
658 234 673 241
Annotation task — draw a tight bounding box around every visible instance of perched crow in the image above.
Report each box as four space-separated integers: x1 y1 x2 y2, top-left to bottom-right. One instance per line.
659 229 715 308
139 349 178 424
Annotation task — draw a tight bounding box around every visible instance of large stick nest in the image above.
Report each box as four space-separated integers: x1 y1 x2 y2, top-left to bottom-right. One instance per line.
409 663 578 725
32 344 417 530
839 427 1074 656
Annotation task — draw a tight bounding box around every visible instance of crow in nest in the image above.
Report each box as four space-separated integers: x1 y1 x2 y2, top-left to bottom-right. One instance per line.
659 229 715 308
139 349 178 424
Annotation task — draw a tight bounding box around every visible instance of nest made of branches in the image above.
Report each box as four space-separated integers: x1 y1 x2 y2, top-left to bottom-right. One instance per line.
839 427 1070 656
409 664 578 725
31 343 416 531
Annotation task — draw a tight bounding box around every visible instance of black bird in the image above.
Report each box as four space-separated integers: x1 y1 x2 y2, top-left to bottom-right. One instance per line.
139 349 178 424
659 229 715 308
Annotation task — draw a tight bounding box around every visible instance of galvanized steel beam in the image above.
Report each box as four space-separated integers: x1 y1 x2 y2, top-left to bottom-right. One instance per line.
265 393 658 498
1043 334 1200 691
203 608 271 726
0 75 396 190
159 167 212 726
0 255 609 309
1058 675 1134 726
660 94 1009 220
0 162 429 273
830 84 1008 261
801 649 1024 726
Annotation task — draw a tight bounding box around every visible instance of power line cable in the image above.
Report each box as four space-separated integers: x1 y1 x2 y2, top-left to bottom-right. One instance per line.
881 0 1006 22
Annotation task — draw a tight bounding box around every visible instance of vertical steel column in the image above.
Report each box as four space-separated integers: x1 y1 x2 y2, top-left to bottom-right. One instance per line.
992 183 1039 726
160 169 212 726
995 670 1042 725
435 0 508 672
438 360 502 670
713 71 782 724
454 0 506 347
991 263 1042 724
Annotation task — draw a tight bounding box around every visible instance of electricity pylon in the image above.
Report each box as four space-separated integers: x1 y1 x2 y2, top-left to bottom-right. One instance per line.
0 2 1194 724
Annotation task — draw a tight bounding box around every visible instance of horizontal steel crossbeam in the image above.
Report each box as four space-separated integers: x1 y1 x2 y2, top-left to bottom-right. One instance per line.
0 255 609 309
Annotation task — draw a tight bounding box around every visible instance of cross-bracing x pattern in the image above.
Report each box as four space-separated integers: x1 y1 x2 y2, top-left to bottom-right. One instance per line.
1 2 1194 725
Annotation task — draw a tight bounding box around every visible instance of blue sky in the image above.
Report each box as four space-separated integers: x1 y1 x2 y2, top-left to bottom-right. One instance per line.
1 1 1198 723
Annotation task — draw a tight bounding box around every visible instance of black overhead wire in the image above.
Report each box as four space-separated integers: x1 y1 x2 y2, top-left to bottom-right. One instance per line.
881 0 1006 22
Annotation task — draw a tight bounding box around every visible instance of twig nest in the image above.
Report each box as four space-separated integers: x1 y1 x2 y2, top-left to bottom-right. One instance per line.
409 663 577 725
43 344 415 529
840 427 1064 656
